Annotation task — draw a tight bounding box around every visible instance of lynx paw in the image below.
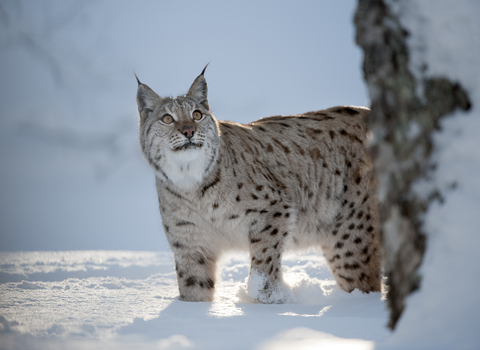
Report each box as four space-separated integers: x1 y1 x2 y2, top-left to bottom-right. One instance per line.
246 270 295 304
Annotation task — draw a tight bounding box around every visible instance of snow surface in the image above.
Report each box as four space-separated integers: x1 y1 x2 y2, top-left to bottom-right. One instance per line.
0 250 389 349
382 1 480 349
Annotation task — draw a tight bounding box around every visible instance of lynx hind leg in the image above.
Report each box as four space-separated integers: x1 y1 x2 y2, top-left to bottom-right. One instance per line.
323 191 382 293
174 248 217 302
247 212 293 303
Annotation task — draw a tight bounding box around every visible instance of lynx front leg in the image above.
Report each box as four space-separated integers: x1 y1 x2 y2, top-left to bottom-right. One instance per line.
247 213 291 303
173 247 217 302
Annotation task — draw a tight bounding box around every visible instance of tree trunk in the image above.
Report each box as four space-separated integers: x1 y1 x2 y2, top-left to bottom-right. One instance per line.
354 0 471 329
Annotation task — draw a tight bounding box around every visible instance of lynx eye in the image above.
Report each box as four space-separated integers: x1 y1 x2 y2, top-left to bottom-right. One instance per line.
162 114 174 124
192 110 203 121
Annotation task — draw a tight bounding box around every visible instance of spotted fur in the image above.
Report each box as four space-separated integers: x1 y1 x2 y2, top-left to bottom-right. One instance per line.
136 68 382 302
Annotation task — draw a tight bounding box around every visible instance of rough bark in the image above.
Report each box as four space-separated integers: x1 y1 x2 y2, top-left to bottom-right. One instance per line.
354 0 471 329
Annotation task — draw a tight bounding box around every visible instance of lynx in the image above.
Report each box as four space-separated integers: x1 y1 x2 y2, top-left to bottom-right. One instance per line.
136 66 381 303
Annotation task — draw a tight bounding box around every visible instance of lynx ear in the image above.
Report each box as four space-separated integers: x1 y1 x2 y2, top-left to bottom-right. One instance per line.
135 74 163 120
187 64 210 110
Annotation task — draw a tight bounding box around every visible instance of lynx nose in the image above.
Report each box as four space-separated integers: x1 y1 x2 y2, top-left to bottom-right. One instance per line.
180 125 195 139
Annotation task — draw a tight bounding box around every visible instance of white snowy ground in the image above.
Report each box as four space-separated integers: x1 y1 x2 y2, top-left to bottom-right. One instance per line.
0 250 389 350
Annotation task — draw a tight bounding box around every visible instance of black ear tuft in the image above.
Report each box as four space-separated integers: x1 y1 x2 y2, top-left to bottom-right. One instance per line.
134 72 142 86
201 63 210 76
187 68 210 110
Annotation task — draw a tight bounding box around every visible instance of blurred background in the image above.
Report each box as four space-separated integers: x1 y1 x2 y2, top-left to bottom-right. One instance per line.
0 0 367 251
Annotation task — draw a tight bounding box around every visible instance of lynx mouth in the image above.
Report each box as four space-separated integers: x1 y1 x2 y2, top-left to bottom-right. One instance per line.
173 141 203 152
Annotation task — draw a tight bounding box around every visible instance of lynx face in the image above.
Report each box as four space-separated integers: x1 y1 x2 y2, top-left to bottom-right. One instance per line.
137 73 220 190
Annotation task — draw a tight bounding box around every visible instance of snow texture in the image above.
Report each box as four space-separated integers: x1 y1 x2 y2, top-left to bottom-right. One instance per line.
382 1 480 349
0 251 388 349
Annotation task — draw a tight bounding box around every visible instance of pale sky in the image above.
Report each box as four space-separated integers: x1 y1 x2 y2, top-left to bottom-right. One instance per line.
0 0 367 251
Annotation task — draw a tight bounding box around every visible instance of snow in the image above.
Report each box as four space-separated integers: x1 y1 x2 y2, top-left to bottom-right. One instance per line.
257 328 374 350
381 1 480 349
0 251 389 349
15 281 46 290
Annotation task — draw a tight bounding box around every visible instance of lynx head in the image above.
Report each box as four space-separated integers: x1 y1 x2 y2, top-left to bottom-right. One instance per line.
136 66 221 190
